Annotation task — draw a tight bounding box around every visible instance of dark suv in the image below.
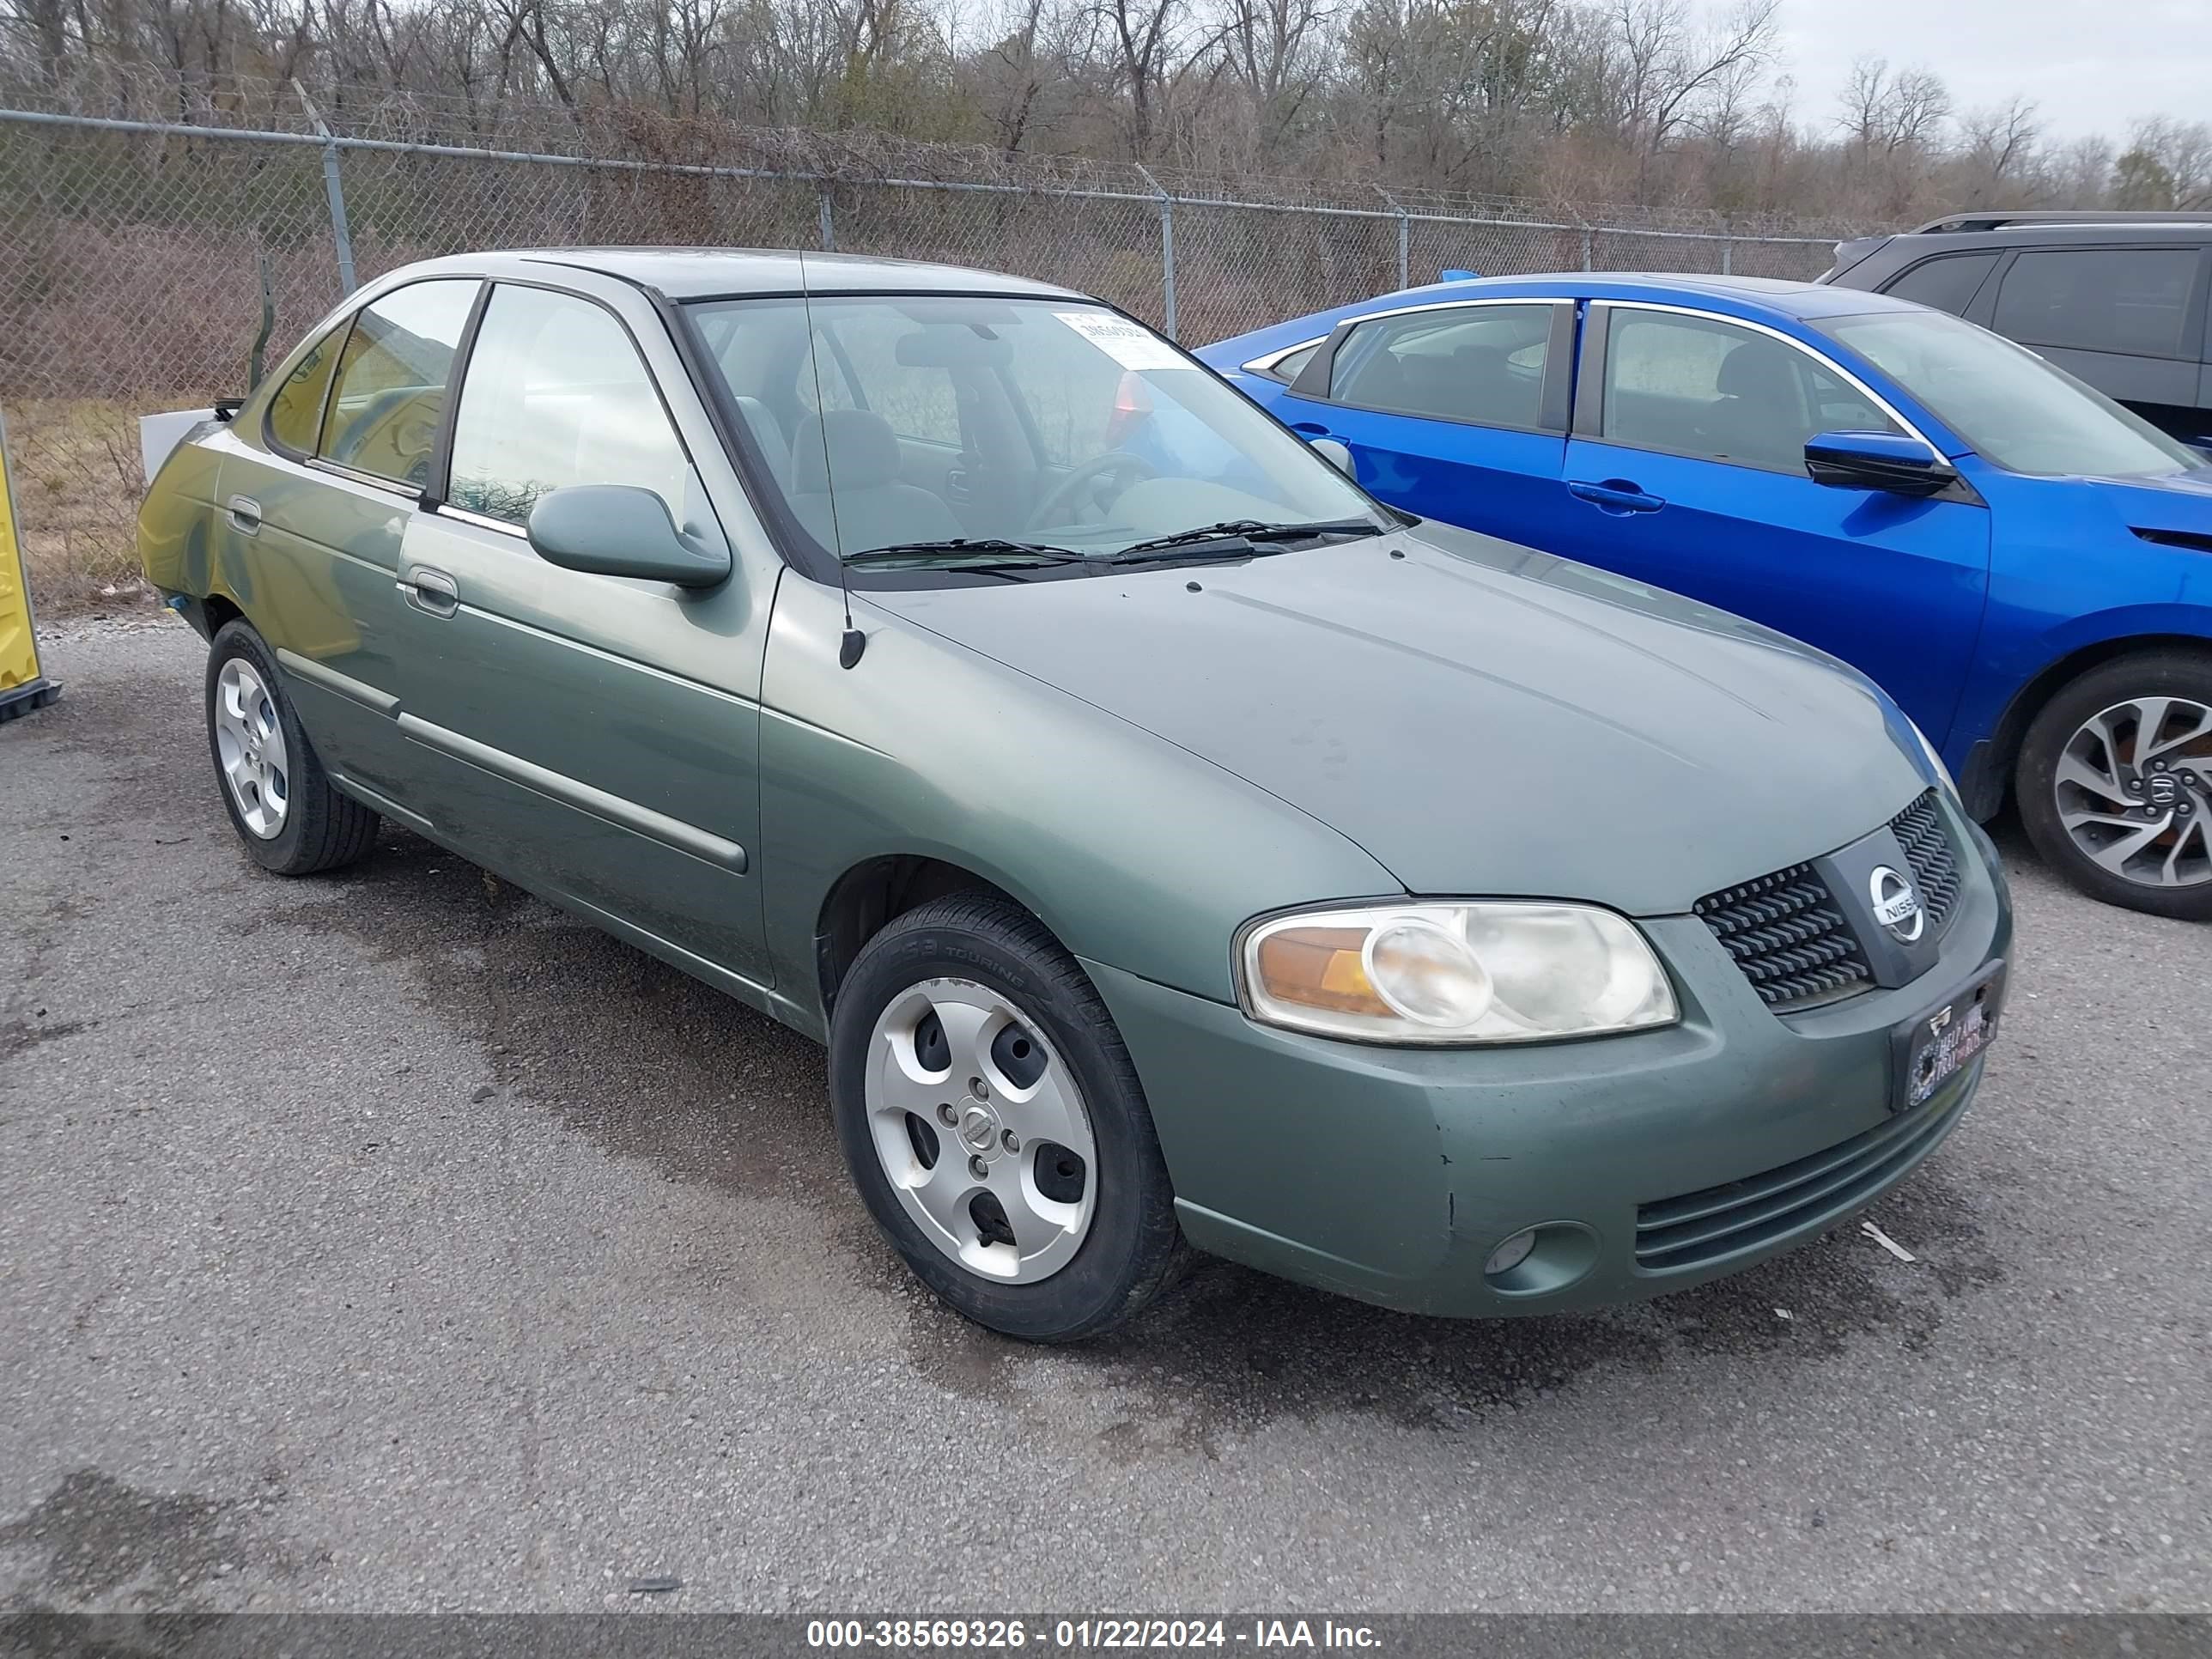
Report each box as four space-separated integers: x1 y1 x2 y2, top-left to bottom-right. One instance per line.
1824 211 2212 448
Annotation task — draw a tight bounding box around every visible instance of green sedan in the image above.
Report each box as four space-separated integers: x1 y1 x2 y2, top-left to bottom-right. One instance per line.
140 249 2012 1340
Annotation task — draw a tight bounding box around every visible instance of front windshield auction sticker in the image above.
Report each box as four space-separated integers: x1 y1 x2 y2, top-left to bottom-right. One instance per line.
1055 310 1187 371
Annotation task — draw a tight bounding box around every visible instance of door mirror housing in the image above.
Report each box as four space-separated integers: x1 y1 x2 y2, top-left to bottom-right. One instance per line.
526 484 732 588
1804 430 1957 496
1307 436 1356 477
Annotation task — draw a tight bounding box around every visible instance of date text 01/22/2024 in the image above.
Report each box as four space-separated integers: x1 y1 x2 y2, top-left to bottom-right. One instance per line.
803 1620 1383 1650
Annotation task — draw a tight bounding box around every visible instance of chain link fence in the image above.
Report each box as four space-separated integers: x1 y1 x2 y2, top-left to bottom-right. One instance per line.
0 98 1851 606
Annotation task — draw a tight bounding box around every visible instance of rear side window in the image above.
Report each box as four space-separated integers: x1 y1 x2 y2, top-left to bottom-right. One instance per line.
265 326 343 457
1328 304 1553 430
445 285 690 528
1882 252 2000 318
1992 248 2201 358
317 280 479 489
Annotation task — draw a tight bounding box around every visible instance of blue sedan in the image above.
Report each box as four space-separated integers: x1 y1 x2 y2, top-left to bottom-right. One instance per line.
1198 273 2212 919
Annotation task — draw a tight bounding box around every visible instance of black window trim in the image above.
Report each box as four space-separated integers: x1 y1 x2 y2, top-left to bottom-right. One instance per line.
1574 299 1956 483
1281 296 1577 437
1982 241 2212 365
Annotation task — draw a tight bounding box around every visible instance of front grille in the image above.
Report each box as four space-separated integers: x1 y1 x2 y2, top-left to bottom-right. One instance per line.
1634 1088 1967 1273
1693 866 1869 1009
1696 790 1966 1012
1890 790 1962 936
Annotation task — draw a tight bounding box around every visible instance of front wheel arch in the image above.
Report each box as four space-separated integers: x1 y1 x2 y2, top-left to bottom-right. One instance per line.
1971 633 2212 819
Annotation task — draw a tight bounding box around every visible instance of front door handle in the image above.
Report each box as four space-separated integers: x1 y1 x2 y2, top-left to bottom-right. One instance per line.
1567 479 1666 514
399 565 459 618
1289 421 1334 436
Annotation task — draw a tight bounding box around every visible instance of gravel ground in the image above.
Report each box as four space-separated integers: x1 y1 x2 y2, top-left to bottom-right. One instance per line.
2 616 2209 1615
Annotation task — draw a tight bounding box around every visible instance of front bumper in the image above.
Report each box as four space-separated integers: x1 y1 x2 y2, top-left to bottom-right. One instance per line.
1088 805 2013 1317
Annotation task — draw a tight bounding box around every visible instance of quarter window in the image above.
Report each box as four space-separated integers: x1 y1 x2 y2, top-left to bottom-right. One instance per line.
1992 248 2202 358
445 285 691 528
1882 252 2000 318
265 325 343 457
315 280 477 488
1328 304 1553 430
1600 311 1901 472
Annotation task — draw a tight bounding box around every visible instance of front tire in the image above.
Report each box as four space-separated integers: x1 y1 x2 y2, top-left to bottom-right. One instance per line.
204 620 380 876
2016 649 2212 919
828 893 1186 1341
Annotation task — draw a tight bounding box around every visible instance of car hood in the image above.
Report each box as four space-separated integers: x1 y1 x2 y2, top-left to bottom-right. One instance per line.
863 522 1933 915
2075 467 2212 541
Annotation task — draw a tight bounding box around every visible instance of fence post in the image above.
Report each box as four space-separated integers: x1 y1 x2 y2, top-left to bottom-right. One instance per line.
293 81 356 295
1137 164 1176 340
817 182 836 252
1580 225 1594 271
1375 185 1409 289
1720 238 1733 276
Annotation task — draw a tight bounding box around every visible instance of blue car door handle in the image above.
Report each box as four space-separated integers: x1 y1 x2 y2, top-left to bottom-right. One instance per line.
1568 479 1666 514
1289 420 1334 436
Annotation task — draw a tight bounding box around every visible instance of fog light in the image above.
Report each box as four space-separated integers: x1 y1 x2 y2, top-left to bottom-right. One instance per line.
1484 1229 1537 1279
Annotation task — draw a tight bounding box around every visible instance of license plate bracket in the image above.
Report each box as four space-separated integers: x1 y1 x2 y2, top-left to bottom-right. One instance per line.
1893 960 2006 1112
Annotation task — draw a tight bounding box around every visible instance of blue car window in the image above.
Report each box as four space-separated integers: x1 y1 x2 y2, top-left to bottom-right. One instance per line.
1601 310 1899 474
1328 305 1552 431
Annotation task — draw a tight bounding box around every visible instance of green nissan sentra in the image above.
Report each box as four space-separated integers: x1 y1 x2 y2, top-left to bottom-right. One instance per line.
140 248 2012 1340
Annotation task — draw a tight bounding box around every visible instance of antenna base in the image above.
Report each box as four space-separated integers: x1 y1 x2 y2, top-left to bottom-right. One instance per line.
839 629 866 670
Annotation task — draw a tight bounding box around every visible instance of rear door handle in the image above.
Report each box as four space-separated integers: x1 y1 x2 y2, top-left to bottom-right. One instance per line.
399 565 459 618
1567 479 1666 514
1289 421 1334 436
227 495 262 536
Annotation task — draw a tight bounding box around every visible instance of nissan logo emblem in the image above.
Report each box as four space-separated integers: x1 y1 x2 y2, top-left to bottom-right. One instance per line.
1868 865 1924 943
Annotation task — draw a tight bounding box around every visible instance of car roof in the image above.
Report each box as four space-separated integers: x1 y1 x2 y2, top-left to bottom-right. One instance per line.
379 246 1088 301
1885 220 2212 246
1340 270 1923 321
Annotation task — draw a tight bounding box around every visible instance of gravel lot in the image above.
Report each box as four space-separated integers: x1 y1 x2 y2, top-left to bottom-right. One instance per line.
3 616 2209 1615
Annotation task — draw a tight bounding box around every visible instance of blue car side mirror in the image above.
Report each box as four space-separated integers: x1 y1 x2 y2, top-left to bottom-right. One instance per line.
1804 430 1958 497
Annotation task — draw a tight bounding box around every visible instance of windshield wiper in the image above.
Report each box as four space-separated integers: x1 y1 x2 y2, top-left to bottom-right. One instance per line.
1109 516 1385 561
842 538 1091 571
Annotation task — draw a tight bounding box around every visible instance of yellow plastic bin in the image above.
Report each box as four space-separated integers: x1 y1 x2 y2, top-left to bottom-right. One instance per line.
0 408 62 723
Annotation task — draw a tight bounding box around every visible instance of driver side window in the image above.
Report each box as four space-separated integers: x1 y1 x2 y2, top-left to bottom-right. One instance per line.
1600 311 1900 473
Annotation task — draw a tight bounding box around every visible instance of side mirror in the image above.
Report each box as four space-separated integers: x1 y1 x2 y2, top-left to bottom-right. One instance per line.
1804 430 1957 497
526 484 732 588
1308 436 1356 477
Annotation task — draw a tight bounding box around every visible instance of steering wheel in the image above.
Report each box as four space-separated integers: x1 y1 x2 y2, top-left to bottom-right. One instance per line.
1028 450 1157 532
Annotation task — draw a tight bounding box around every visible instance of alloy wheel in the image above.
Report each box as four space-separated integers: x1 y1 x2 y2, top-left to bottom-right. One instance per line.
864 977 1097 1283
212 656 290 839
2052 695 2212 889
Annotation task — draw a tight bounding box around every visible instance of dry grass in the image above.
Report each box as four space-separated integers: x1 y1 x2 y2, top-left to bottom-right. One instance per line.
3 398 173 615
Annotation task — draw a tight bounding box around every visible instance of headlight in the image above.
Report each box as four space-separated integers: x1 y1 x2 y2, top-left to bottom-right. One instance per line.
1909 719 1956 793
1238 902 1678 1045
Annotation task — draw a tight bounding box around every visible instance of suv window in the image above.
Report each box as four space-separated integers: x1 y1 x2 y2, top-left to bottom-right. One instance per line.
266 325 343 457
1601 310 1900 472
316 280 478 488
1992 247 2201 358
1883 252 2000 317
446 285 690 528
1329 304 1552 430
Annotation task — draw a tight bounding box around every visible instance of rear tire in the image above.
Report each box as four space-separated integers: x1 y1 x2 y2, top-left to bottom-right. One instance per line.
204 620 380 876
2015 649 2212 920
828 892 1186 1341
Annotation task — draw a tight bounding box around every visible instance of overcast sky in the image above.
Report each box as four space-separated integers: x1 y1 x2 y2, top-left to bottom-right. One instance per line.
1773 0 2211 143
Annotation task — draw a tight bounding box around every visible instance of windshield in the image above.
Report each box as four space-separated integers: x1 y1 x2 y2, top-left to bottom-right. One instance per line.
684 294 1379 567
1815 308 2207 480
